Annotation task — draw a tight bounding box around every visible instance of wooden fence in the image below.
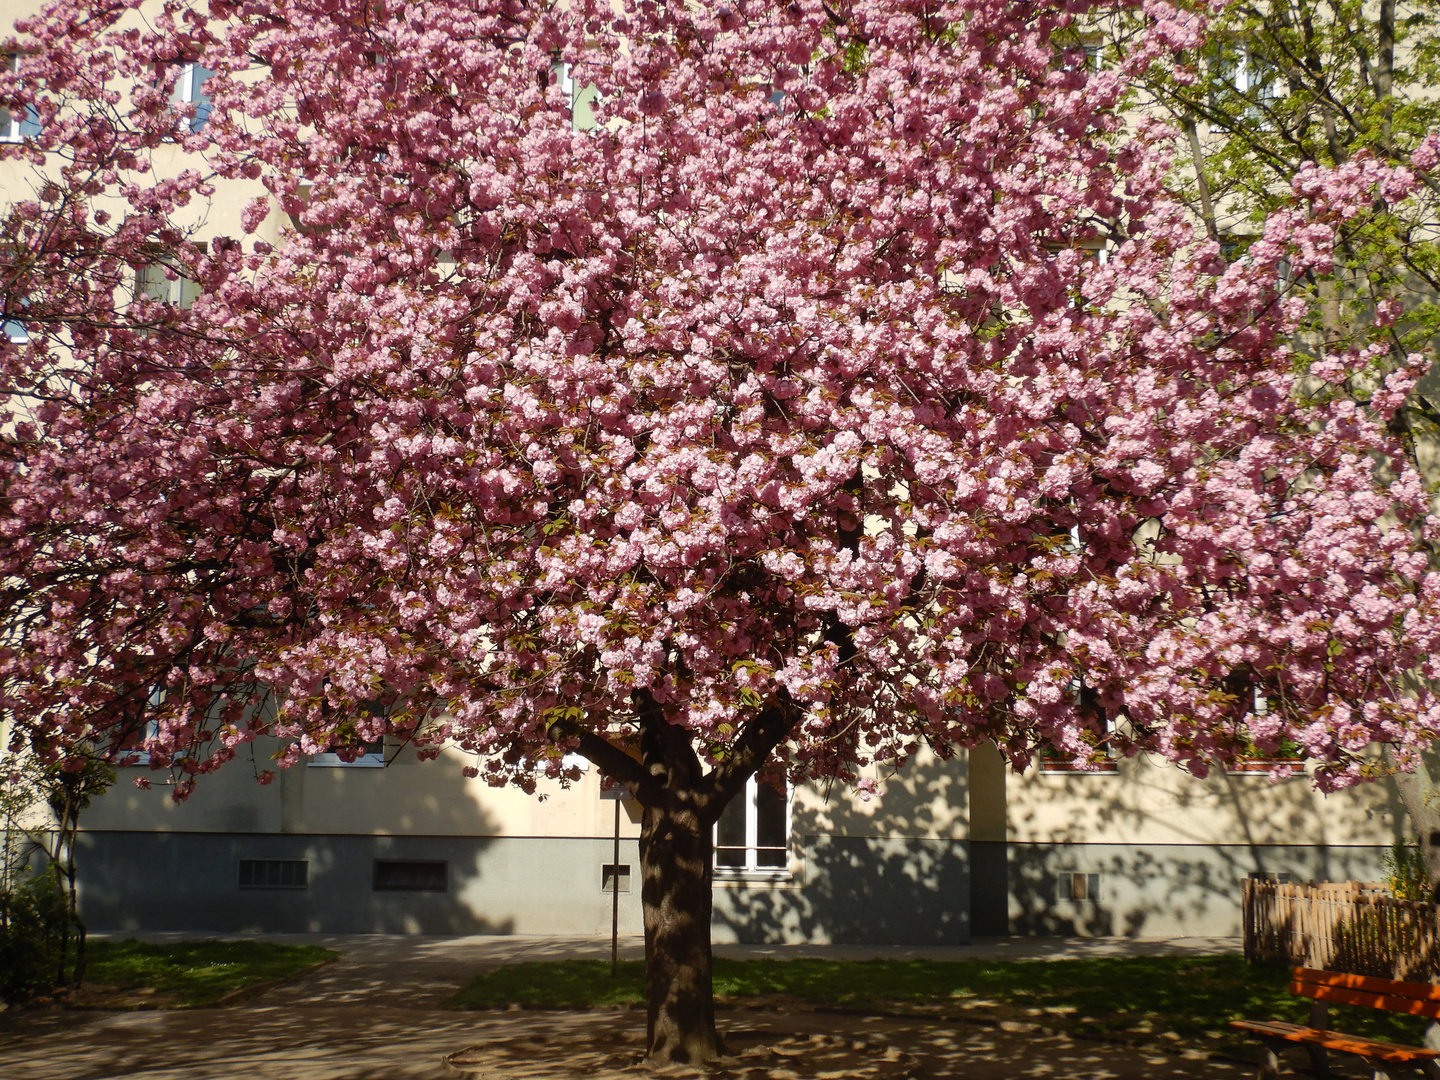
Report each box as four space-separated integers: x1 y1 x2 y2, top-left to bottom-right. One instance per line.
1243 879 1440 980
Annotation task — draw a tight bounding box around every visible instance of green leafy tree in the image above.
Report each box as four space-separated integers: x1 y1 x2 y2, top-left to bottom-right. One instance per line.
1109 0 1440 885
0 755 70 1000
1 748 113 988
1109 0 1439 365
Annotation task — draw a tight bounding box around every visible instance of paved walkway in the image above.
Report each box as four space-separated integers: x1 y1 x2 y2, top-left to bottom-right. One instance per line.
0 934 1260 1079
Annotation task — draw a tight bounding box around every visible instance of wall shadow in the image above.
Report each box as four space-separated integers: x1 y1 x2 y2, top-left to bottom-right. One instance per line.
713 749 972 945
75 743 518 935
1001 754 1399 937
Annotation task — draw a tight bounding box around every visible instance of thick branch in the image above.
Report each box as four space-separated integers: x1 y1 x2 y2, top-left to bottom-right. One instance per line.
1182 115 1219 242
633 687 704 793
703 695 801 821
547 717 660 804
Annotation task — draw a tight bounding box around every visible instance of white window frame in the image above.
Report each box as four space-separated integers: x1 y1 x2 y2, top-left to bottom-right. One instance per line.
170 62 213 133
136 262 201 308
308 735 387 768
1040 683 1119 773
550 59 599 132
0 54 40 143
713 775 792 879
1058 871 1101 903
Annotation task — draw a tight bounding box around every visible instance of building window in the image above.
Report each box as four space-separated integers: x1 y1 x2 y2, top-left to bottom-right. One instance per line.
239 859 308 889
1041 693 1118 773
0 54 42 142
170 62 213 133
114 718 161 765
602 863 631 893
373 859 447 892
550 60 598 131
1209 49 1277 127
309 700 389 767
715 776 789 875
137 262 201 309
113 688 165 765
308 736 386 768
1039 751 1119 774
1059 872 1100 902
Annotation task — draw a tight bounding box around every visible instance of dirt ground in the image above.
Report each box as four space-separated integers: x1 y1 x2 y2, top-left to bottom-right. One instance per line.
0 935 1284 1079
0 1001 1261 1080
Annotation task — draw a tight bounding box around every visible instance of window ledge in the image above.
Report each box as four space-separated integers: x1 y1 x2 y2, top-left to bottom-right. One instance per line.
307 756 386 768
713 868 794 885
1226 760 1304 774
1039 760 1119 774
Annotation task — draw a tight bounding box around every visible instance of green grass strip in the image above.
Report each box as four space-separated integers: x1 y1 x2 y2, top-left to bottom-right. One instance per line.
450 955 1431 1060
85 939 338 1005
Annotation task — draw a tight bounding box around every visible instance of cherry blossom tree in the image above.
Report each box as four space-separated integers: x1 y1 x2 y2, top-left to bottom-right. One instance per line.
1 0 1439 1061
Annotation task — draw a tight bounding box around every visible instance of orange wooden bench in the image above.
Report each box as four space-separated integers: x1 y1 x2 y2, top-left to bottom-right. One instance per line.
1231 967 1440 1079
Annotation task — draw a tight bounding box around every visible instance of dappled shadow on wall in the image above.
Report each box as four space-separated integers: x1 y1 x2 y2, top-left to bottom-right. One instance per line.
714 755 971 946
1004 757 1404 938
74 754 513 936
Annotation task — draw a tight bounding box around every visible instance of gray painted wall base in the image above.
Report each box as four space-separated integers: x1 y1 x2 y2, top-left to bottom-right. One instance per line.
75 831 973 945
75 831 645 936
713 835 971 945
993 842 1393 937
76 832 1382 943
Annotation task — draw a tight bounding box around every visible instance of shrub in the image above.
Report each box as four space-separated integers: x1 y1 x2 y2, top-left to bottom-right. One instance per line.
1383 841 1432 902
0 865 69 1002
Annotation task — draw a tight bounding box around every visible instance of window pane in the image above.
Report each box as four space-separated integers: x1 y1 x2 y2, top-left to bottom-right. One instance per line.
755 783 786 847
717 793 747 850
716 794 747 867
755 781 786 855
189 65 213 132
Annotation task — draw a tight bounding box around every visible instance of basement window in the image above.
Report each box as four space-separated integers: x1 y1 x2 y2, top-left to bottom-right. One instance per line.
1059 872 1100 903
373 859 447 892
239 859 309 889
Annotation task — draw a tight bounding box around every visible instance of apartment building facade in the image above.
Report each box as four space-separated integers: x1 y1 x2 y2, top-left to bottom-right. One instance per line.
0 0 1419 944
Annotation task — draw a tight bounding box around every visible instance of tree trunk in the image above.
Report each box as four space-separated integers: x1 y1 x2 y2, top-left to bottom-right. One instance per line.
1384 746 1440 892
638 794 723 1064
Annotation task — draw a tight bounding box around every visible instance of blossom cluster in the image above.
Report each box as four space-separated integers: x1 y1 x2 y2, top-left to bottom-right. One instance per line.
0 0 1436 795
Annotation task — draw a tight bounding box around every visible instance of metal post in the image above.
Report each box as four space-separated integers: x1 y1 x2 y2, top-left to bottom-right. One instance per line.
611 791 621 977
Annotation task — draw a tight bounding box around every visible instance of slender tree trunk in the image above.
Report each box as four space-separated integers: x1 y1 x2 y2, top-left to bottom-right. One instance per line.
50 837 68 988
66 829 85 985
639 794 723 1064
1383 745 1440 891
1182 114 1219 242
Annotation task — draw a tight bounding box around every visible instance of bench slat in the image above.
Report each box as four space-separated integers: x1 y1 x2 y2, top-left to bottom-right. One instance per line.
1230 1020 1440 1063
1294 967 1440 1005
1290 979 1440 1018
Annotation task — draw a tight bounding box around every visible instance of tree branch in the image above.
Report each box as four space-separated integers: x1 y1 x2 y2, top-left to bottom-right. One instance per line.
546 716 659 804
702 694 801 822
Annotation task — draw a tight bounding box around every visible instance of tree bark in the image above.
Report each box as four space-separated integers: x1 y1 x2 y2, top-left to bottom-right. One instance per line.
551 691 800 1065
639 793 722 1064
1382 745 1440 891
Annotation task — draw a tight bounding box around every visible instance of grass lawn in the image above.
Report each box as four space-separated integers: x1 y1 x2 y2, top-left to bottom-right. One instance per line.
450 954 1429 1060
83 939 338 1006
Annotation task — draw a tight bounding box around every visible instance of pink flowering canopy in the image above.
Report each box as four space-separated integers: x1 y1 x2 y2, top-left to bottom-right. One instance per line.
2 0 1438 794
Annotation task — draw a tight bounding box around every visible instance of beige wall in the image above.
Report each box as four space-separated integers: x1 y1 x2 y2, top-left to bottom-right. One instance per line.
89 738 646 840
1004 754 1402 849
